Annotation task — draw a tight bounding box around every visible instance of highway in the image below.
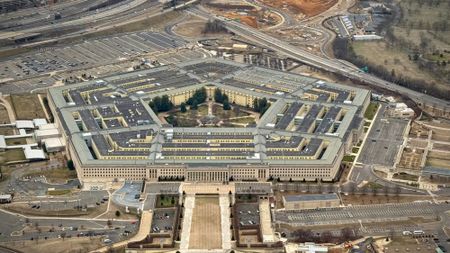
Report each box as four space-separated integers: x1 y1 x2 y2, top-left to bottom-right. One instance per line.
187 7 450 112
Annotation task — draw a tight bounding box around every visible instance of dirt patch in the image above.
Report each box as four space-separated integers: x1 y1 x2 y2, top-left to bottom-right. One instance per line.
2 237 104 253
259 0 337 16
223 13 258 28
10 94 46 120
0 105 10 124
174 18 209 38
204 2 282 29
189 196 221 249
23 167 77 184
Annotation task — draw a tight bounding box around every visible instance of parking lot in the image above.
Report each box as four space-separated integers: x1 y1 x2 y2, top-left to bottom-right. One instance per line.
0 46 208 95
145 182 180 195
235 203 260 227
0 32 184 79
0 209 138 244
275 201 446 226
358 105 409 167
151 209 176 234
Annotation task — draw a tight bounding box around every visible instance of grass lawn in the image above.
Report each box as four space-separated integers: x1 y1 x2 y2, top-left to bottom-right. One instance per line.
352 41 434 81
235 194 259 203
342 155 356 163
364 102 379 120
364 121 371 127
156 195 178 208
47 189 71 196
229 116 256 124
366 182 383 190
10 94 46 120
393 172 419 181
166 103 256 127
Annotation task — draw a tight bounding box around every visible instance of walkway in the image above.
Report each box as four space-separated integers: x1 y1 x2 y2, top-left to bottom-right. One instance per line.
179 195 195 250
219 195 231 250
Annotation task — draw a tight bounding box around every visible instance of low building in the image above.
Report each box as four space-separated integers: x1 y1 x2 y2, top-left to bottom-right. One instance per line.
285 242 328 253
282 193 340 210
33 118 47 128
352 34 383 41
35 128 60 142
43 138 65 153
38 123 57 130
15 120 34 129
23 146 46 160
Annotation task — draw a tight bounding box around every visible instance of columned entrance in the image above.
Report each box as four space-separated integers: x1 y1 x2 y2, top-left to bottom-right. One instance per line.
186 169 229 182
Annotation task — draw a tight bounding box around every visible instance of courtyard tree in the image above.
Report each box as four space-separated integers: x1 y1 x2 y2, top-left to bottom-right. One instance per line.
180 102 187 113
67 160 75 170
223 98 231 110
190 99 198 110
187 87 207 105
214 88 224 103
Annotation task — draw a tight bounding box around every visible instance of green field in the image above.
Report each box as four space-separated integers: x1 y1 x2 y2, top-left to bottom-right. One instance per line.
156 195 178 208
47 189 71 196
364 102 379 120
342 155 356 163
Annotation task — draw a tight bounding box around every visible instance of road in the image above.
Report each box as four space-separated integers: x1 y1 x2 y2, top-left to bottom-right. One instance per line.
0 95 15 122
187 7 450 113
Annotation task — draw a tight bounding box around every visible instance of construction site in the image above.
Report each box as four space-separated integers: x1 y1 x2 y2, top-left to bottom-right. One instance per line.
204 0 283 29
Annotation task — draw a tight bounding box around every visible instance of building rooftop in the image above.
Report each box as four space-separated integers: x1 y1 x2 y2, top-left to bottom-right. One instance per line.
48 58 369 167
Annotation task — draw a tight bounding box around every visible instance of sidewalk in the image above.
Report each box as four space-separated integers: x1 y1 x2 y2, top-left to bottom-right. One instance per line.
180 195 195 250
219 195 231 250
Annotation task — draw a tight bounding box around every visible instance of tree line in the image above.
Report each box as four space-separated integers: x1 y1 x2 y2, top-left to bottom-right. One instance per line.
203 19 228 34
186 87 207 110
332 38 450 100
214 88 231 110
253 97 270 115
149 95 173 113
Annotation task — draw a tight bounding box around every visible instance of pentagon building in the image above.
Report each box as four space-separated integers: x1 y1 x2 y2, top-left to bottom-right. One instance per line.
47 58 370 184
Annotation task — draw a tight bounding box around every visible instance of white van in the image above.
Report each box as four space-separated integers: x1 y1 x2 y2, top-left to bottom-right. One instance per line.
413 230 424 235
